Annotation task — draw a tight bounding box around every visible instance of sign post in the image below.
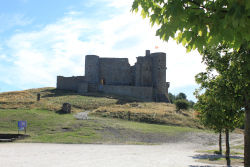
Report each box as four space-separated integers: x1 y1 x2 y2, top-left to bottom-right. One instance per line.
18 121 27 134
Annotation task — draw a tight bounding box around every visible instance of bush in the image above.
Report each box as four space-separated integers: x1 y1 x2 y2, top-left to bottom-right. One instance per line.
174 99 190 111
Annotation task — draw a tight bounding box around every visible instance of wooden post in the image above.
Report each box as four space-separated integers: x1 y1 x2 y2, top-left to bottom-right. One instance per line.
37 93 41 101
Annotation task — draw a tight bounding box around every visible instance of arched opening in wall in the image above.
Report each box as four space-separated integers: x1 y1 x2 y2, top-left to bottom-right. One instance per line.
101 78 106 85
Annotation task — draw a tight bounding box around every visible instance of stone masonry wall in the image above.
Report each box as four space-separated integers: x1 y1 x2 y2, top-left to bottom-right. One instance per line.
100 85 153 102
78 83 88 93
57 76 86 92
134 56 152 87
99 58 131 85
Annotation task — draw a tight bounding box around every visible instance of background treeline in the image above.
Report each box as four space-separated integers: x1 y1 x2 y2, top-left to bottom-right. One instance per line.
168 92 195 110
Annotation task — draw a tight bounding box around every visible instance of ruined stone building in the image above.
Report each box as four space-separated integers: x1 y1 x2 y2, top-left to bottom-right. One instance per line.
57 50 170 102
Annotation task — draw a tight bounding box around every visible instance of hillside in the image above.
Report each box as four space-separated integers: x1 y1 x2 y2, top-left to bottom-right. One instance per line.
0 87 202 129
0 87 141 111
0 87 207 143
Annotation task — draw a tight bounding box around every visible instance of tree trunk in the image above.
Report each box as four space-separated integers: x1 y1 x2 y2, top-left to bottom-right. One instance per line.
244 93 250 167
219 129 222 154
225 128 230 166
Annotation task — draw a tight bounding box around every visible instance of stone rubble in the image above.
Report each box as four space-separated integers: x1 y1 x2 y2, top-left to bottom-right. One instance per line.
73 111 90 120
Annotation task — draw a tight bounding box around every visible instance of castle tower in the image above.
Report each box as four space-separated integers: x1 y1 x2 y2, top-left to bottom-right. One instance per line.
85 55 99 84
151 52 167 98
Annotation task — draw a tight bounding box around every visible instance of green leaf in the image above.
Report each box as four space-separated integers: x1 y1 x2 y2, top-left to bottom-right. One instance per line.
246 1 250 10
131 0 139 13
141 9 147 19
198 30 202 36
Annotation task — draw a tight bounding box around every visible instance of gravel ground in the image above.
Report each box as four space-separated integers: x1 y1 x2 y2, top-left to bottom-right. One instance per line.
0 132 244 167
0 143 218 167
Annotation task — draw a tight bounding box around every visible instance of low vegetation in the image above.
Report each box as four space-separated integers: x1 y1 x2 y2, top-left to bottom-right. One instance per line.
0 87 206 144
0 87 203 129
174 99 191 111
0 109 205 144
93 102 202 128
0 87 243 149
0 87 141 112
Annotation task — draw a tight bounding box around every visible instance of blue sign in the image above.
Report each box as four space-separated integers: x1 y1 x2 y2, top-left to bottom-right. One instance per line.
18 121 27 128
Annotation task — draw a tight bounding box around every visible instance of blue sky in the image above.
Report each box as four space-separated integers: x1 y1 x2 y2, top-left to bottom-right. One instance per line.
0 0 206 102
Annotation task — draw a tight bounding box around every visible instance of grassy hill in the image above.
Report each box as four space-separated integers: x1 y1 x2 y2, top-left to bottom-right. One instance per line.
0 87 205 144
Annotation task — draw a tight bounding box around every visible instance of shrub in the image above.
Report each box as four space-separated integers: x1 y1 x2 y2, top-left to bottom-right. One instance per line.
174 99 190 111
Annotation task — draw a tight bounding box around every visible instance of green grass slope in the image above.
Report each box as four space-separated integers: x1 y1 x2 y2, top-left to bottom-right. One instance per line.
0 109 206 144
0 87 205 144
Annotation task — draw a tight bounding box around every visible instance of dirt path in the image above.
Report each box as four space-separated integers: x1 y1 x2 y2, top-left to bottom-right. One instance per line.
0 142 217 167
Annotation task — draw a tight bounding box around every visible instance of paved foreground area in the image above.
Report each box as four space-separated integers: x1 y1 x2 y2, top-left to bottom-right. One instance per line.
0 143 225 167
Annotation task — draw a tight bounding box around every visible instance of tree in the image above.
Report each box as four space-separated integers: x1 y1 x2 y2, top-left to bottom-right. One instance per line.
176 92 187 100
174 99 190 111
131 1 250 165
131 0 250 52
194 90 244 165
195 43 249 166
168 92 176 103
189 100 195 109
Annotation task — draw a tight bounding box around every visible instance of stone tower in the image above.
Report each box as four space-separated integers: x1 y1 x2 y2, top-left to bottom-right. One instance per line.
151 52 167 102
85 55 99 84
151 52 166 94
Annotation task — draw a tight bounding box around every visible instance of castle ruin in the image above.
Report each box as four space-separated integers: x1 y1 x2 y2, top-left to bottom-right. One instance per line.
57 50 170 102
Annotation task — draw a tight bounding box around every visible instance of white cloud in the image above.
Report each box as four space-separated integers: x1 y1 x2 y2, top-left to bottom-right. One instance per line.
66 11 83 16
5 14 94 88
0 54 6 59
81 1 96 8
81 0 134 9
0 13 33 33
106 0 134 8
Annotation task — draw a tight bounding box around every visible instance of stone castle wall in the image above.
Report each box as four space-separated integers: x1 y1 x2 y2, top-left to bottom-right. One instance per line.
57 76 86 92
99 85 153 102
99 58 131 85
78 83 88 93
